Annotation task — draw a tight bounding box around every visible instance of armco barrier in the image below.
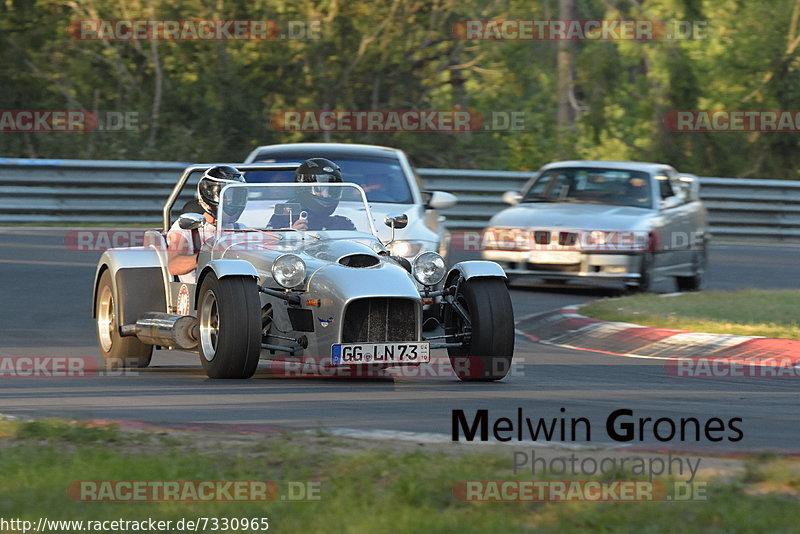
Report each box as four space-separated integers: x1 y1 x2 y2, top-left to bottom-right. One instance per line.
0 158 189 224
1 158 798 241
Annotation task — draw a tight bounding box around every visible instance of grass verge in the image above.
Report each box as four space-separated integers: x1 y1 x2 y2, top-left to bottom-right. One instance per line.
0 418 799 533
580 290 800 339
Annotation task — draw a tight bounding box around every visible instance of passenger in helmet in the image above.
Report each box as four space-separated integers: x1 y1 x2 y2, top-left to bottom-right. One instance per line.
267 158 356 231
167 165 247 283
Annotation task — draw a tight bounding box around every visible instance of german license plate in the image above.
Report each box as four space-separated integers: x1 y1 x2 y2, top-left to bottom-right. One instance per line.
331 342 430 365
528 250 581 264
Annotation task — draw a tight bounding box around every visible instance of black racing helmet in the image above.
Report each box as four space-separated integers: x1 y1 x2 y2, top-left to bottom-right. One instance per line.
295 158 344 217
197 165 246 218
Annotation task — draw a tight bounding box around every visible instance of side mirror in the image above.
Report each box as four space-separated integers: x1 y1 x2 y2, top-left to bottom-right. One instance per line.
679 174 701 201
384 213 408 230
425 191 458 210
384 213 408 246
178 212 205 230
502 190 522 205
660 196 683 210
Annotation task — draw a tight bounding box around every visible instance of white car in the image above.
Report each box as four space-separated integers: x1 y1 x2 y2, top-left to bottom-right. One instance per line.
483 160 709 292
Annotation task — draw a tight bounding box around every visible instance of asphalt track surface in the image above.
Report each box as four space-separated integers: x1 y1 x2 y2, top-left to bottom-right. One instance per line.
0 228 798 452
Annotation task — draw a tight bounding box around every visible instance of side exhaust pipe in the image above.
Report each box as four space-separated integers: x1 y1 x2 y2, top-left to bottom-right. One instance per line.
120 312 198 349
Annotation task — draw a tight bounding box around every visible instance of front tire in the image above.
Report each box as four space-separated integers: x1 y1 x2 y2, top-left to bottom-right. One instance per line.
443 277 515 381
197 273 261 379
95 270 153 369
626 253 654 293
676 241 707 291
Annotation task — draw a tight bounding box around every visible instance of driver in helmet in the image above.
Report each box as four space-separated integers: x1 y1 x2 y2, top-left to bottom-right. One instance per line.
167 165 247 283
267 158 356 231
625 176 651 207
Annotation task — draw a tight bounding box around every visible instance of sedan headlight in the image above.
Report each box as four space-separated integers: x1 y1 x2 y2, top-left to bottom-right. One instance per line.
389 240 425 258
589 230 608 246
412 251 446 286
271 254 307 288
483 228 530 250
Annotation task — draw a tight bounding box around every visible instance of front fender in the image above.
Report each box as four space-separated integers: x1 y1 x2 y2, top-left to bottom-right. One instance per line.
196 259 259 298
444 260 507 287
205 259 259 279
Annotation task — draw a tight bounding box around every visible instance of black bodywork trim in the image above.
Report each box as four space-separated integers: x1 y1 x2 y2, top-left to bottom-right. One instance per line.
287 308 315 332
115 268 166 325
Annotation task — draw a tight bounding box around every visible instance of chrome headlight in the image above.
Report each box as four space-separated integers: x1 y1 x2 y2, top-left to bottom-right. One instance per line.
412 251 446 286
271 254 306 289
389 240 424 258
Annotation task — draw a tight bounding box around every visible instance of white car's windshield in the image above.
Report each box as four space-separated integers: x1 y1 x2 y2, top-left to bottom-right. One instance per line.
217 183 376 236
523 168 653 208
247 156 413 204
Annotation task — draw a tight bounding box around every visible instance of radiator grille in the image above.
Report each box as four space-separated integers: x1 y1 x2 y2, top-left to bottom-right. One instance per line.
533 231 550 245
341 298 417 343
559 231 578 246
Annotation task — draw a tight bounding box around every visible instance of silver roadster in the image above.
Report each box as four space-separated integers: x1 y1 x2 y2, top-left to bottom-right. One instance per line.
483 161 709 292
92 164 514 380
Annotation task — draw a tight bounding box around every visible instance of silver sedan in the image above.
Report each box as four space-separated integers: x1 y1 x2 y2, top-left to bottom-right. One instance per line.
482 160 709 292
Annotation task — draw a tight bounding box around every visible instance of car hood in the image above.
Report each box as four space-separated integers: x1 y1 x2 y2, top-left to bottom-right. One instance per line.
488 203 654 231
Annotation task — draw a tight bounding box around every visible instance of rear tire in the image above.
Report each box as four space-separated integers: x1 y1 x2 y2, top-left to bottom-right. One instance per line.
443 277 515 381
197 273 261 379
95 270 153 369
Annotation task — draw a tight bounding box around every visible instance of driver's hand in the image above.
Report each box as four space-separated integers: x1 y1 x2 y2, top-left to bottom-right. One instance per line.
292 219 308 231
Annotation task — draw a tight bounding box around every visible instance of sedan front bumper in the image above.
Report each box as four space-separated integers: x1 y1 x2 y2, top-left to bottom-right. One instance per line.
483 250 644 283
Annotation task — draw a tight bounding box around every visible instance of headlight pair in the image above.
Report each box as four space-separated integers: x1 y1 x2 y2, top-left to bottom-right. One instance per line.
273 250 446 289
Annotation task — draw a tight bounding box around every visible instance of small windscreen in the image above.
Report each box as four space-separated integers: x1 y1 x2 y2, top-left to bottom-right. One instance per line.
217 183 375 235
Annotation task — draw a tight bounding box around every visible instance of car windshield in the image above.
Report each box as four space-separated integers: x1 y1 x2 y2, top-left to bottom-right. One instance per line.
217 183 376 237
246 156 413 204
522 167 653 208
